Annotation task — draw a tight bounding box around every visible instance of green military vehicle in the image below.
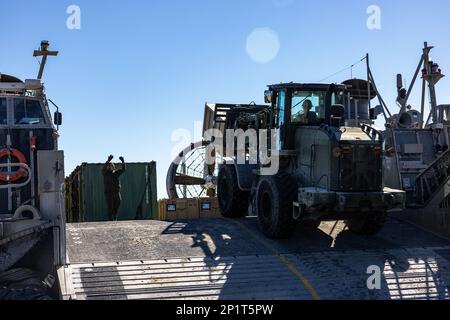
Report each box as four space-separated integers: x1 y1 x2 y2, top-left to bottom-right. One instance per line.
210 81 405 239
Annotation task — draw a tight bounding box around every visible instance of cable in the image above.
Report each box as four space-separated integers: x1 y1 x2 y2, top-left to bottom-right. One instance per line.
34 56 41 66
317 56 367 83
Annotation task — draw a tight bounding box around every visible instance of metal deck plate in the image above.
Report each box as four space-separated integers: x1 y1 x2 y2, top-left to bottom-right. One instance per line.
69 256 312 300
64 217 450 300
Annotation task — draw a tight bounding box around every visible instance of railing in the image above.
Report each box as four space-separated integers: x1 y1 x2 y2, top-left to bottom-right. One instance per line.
361 124 383 142
415 150 450 206
0 163 32 189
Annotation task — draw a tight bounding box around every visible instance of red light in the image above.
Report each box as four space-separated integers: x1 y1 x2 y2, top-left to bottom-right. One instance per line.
30 136 37 151
422 68 427 76
374 145 382 155
333 147 342 157
387 147 396 157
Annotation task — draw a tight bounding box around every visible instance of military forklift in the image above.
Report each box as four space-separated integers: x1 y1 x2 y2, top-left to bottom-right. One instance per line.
196 80 405 239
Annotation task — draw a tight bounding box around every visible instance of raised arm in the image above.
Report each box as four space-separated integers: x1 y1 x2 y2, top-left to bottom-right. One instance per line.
103 155 114 175
116 156 126 176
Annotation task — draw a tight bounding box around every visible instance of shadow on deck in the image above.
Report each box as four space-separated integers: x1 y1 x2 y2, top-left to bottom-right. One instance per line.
65 216 450 300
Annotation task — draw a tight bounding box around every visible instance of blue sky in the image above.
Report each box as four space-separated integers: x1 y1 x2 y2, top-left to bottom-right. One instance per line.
1 0 449 198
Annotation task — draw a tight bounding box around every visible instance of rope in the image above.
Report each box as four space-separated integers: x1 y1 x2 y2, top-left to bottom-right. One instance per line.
34 56 41 66
317 56 367 83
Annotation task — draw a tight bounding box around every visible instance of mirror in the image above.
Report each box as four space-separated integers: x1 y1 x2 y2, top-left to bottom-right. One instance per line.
264 90 273 104
54 111 62 126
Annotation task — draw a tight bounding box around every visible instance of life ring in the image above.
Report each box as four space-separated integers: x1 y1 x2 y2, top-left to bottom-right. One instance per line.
0 148 28 182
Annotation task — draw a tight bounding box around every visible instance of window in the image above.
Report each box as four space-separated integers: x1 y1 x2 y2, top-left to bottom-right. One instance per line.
14 99 46 125
0 98 6 125
331 91 345 106
277 91 286 128
291 91 326 125
443 105 450 122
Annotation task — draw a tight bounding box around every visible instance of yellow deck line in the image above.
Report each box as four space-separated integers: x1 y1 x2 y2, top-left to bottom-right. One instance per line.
229 219 321 300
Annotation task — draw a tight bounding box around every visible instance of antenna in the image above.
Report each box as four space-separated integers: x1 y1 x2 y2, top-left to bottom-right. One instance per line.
421 41 445 125
366 53 371 111
33 40 58 80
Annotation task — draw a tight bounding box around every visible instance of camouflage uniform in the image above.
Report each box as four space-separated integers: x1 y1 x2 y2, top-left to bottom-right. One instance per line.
102 161 126 221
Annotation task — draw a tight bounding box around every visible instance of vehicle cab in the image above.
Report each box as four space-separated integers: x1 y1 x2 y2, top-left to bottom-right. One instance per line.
265 83 348 151
0 75 60 214
264 81 404 221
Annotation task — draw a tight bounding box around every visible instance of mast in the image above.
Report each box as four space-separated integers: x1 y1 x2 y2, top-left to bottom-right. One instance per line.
422 42 445 126
33 40 59 80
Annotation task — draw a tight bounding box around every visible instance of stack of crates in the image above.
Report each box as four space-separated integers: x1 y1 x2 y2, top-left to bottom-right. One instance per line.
158 198 222 221
198 197 221 219
158 198 199 220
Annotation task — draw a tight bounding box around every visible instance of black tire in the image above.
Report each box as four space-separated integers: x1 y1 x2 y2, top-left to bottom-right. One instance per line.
345 211 387 235
217 165 249 217
255 173 297 239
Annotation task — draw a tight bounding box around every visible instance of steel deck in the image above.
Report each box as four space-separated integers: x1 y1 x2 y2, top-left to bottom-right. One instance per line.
61 217 450 300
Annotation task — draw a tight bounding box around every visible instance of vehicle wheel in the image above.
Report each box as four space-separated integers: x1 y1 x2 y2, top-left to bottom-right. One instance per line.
345 211 386 235
256 173 297 239
217 165 249 217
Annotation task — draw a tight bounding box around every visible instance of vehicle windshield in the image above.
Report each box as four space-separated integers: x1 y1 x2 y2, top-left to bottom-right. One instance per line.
0 98 6 125
14 98 46 125
291 90 327 125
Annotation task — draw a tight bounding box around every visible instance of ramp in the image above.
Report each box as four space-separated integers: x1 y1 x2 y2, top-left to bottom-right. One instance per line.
61 218 450 300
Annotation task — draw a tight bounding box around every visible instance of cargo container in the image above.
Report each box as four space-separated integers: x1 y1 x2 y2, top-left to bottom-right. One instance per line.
66 162 157 222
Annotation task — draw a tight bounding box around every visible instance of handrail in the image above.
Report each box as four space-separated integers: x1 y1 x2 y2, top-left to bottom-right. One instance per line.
0 163 32 189
361 124 383 142
415 150 450 205
0 205 41 222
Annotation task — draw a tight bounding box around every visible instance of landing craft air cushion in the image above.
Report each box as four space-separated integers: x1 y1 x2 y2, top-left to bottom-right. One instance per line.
0 41 65 298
